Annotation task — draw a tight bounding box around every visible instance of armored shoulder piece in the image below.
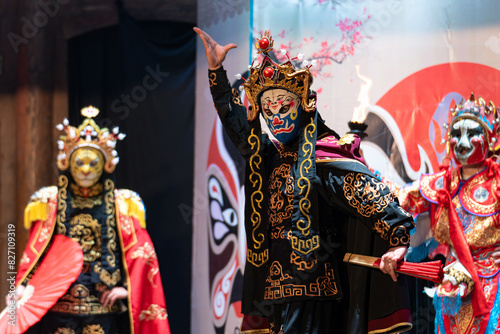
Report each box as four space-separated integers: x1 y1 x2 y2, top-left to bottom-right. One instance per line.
24 186 58 229
115 189 147 229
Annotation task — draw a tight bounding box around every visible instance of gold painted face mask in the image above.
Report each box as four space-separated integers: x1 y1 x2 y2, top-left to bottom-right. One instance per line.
70 147 105 188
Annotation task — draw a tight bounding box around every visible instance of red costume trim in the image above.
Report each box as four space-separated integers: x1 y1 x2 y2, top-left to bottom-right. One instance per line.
421 160 500 216
367 308 412 333
419 169 459 204
16 200 57 286
436 188 488 316
240 315 270 333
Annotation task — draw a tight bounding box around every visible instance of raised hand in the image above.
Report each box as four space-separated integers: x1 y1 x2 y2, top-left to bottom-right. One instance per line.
193 27 237 70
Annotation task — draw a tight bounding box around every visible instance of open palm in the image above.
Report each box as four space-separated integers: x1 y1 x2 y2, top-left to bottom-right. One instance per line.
193 27 237 70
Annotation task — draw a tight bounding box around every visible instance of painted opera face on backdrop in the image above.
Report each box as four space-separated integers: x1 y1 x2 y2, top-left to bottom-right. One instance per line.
70 147 105 188
449 118 489 167
260 88 302 145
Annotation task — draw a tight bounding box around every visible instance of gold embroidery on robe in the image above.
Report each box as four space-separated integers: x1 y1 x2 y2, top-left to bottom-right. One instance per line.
373 219 391 240
389 226 410 246
433 196 500 248
139 304 168 321
268 164 294 227
82 324 105 334
343 173 395 217
231 88 244 106
56 175 69 235
70 182 103 198
291 119 318 255
54 328 76 334
68 213 102 262
51 284 120 315
94 264 121 287
247 128 268 267
209 73 217 87
461 173 500 215
455 303 474 334
290 252 317 270
338 133 355 145
264 262 337 299
70 196 103 209
131 242 159 287
104 179 117 268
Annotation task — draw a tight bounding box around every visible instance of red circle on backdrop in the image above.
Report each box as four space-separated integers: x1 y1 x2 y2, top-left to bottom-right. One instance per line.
375 62 500 172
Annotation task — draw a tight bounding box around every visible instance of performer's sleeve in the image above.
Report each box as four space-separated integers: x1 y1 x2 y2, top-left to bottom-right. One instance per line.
323 168 414 248
397 180 438 259
397 180 430 217
208 67 254 157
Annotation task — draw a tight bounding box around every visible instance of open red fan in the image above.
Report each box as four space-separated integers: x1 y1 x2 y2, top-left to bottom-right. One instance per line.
344 253 444 284
0 235 83 334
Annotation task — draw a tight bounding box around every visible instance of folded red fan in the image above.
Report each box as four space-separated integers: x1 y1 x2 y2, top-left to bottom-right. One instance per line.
343 253 444 284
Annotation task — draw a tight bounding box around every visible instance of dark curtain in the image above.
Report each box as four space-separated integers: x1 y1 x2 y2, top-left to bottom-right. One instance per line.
68 8 195 334
406 276 436 334
366 114 436 333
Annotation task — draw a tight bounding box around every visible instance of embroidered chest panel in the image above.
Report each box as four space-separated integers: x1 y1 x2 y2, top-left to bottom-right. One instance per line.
268 163 294 240
68 213 102 262
421 168 500 215
433 196 500 248
460 172 500 215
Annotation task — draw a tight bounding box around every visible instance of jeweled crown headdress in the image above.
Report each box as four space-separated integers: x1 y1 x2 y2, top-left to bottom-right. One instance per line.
56 106 126 173
243 31 316 121
446 93 500 152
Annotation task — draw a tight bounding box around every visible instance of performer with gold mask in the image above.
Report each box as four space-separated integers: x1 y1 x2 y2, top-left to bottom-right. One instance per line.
194 28 415 334
400 94 500 334
5 107 171 333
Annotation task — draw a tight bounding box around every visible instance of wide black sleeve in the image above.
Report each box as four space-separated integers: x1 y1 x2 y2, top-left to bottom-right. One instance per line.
319 163 414 247
208 67 257 159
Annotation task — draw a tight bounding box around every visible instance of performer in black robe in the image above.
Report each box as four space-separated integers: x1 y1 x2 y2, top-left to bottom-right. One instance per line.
195 28 414 334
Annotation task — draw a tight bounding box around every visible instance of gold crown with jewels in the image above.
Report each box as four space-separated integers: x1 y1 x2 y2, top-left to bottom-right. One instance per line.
243 31 316 121
56 106 126 173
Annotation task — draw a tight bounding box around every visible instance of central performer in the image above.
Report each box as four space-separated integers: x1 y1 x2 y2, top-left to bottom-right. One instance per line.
195 27 414 334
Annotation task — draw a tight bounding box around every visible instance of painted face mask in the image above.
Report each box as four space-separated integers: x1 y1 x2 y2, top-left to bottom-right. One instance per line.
449 118 488 166
70 147 105 188
260 88 302 145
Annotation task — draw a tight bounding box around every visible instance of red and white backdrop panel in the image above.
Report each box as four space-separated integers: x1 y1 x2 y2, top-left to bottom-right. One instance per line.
193 0 500 332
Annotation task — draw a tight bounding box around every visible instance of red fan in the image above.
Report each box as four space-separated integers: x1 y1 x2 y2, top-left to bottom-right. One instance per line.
0 235 83 334
344 253 444 284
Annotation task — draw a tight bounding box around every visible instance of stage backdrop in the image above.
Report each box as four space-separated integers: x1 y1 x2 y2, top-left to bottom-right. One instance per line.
193 1 500 333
